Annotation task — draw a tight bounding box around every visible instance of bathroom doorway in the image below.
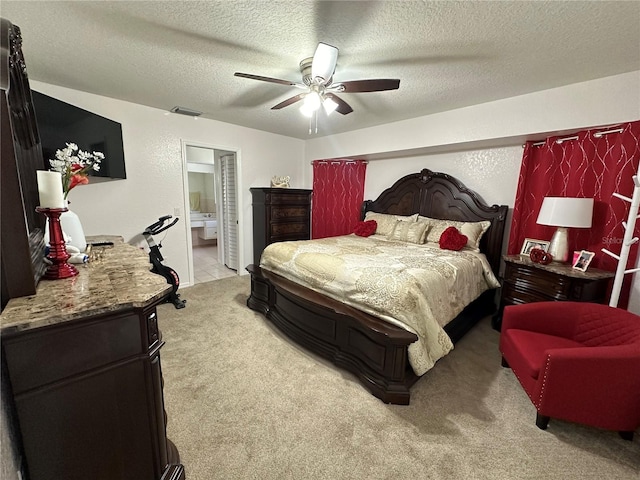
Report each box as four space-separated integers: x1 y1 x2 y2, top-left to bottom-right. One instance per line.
183 142 239 285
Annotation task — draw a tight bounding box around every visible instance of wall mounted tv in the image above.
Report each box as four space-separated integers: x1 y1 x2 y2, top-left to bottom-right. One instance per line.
31 91 126 181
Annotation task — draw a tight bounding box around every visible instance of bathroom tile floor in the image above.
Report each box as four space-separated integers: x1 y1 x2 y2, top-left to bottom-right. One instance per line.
192 245 236 284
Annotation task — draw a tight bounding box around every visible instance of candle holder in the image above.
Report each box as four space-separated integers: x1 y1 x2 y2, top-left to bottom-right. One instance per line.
36 207 79 279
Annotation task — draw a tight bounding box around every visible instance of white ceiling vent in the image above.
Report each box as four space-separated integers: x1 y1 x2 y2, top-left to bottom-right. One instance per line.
170 106 202 117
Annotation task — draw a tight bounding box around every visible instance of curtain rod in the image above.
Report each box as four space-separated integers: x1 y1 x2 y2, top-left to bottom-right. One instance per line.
311 159 369 165
593 127 624 138
523 127 625 148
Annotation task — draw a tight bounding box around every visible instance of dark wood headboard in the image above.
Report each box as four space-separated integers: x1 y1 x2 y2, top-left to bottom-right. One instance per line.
361 168 508 276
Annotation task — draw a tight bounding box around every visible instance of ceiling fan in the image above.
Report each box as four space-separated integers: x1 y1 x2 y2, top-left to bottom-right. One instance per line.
234 43 400 131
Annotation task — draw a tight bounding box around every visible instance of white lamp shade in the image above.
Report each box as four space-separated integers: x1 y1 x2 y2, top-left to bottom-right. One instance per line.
322 97 338 115
299 103 314 118
536 197 594 228
303 91 321 111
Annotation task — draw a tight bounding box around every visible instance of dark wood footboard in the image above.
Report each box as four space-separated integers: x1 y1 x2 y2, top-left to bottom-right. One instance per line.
247 264 420 405
247 264 498 404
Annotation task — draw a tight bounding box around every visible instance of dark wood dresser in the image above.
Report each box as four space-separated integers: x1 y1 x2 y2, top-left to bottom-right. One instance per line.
250 187 312 264
493 254 615 330
0 238 185 480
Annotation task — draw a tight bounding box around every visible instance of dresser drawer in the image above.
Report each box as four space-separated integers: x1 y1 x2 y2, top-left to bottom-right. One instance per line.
270 222 309 237
271 205 309 221
4 312 142 394
504 264 571 300
267 193 311 205
502 282 552 305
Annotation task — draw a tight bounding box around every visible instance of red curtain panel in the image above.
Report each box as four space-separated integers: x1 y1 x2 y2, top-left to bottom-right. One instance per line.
312 160 367 239
508 120 640 307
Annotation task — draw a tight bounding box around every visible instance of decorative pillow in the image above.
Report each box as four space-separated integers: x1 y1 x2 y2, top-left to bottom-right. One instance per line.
353 220 377 237
439 226 468 251
419 216 490 251
363 212 418 236
387 220 429 244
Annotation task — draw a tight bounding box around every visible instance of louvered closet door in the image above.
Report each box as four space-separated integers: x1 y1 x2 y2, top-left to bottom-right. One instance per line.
220 154 238 270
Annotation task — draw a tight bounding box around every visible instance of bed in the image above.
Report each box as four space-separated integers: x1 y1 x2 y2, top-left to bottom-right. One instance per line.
247 169 508 404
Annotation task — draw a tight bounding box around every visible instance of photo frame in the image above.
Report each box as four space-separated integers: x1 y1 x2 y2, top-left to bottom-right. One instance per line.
572 250 595 272
520 238 550 256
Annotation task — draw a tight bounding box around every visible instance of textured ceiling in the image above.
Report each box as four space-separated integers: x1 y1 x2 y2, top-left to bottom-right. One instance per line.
3 1 639 140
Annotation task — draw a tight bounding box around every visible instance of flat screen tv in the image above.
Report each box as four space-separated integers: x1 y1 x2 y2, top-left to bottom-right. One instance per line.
31 91 126 181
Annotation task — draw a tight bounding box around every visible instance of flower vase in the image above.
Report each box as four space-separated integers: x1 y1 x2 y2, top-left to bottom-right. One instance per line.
60 201 87 252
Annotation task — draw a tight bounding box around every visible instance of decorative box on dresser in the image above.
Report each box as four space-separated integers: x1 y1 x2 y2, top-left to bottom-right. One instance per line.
493 254 615 330
250 187 312 264
0 237 185 480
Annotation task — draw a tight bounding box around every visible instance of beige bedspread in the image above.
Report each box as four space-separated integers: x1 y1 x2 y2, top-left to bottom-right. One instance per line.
260 234 500 376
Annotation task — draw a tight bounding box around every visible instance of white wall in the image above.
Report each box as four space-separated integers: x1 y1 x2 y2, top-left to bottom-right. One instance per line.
31 81 305 285
304 71 640 165
362 147 521 208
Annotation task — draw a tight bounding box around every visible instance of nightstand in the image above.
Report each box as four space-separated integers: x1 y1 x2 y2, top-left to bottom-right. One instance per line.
492 254 615 330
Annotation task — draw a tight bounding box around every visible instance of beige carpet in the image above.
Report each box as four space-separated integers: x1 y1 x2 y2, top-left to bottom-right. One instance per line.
157 276 639 480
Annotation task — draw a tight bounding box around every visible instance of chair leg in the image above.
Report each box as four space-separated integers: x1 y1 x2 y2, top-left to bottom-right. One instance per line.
619 431 634 441
501 356 510 368
536 413 550 430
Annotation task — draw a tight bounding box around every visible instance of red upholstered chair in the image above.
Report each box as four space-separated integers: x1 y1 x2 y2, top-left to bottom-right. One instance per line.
499 301 640 440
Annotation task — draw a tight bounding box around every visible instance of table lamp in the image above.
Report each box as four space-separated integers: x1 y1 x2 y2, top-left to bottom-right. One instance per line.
536 197 594 262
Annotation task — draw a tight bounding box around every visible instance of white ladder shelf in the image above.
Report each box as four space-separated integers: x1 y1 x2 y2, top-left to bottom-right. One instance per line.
601 169 640 308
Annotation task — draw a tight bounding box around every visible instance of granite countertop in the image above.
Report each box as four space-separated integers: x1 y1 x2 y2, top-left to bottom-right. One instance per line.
0 236 171 335
503 254 616 279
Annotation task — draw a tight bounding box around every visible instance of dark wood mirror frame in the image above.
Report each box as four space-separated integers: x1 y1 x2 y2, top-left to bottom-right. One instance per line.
1 18 47 310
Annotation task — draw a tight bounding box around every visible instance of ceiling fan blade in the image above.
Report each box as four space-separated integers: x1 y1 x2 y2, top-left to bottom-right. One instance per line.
325 93 353 115
234 72 297 86
311 42 339 84
337 79 400 93
271 93 306 110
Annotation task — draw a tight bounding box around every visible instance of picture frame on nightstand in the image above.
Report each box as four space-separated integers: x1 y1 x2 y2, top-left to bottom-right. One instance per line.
572 250 595 271
520 238 550 256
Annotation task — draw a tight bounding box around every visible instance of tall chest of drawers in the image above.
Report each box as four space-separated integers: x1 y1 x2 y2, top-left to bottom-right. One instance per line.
250 188 313 264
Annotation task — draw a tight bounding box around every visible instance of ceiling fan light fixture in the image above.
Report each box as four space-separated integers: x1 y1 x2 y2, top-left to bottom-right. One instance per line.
322 97 338 115
303 91 321 111
300 102 314 118
235 42 396 126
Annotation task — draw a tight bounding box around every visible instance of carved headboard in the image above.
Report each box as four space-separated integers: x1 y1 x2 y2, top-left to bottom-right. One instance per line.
361 168 508 276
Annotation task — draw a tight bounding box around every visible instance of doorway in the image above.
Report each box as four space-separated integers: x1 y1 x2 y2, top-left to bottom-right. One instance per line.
183 142 239 285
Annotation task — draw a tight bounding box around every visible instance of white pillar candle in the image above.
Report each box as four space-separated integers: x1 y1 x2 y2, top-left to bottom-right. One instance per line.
36 170 65 209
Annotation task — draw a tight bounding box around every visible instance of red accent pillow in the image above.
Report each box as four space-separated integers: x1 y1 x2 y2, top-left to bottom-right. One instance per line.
439 226 468 251
354 220 377 237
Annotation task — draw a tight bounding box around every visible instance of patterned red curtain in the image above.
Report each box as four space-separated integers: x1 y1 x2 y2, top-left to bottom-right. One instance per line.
508 120 640 307
312 160 367 239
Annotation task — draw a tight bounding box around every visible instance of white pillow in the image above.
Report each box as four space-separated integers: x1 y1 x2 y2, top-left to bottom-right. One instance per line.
418 216 490 251
364 212 418 236
387 220 429 244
